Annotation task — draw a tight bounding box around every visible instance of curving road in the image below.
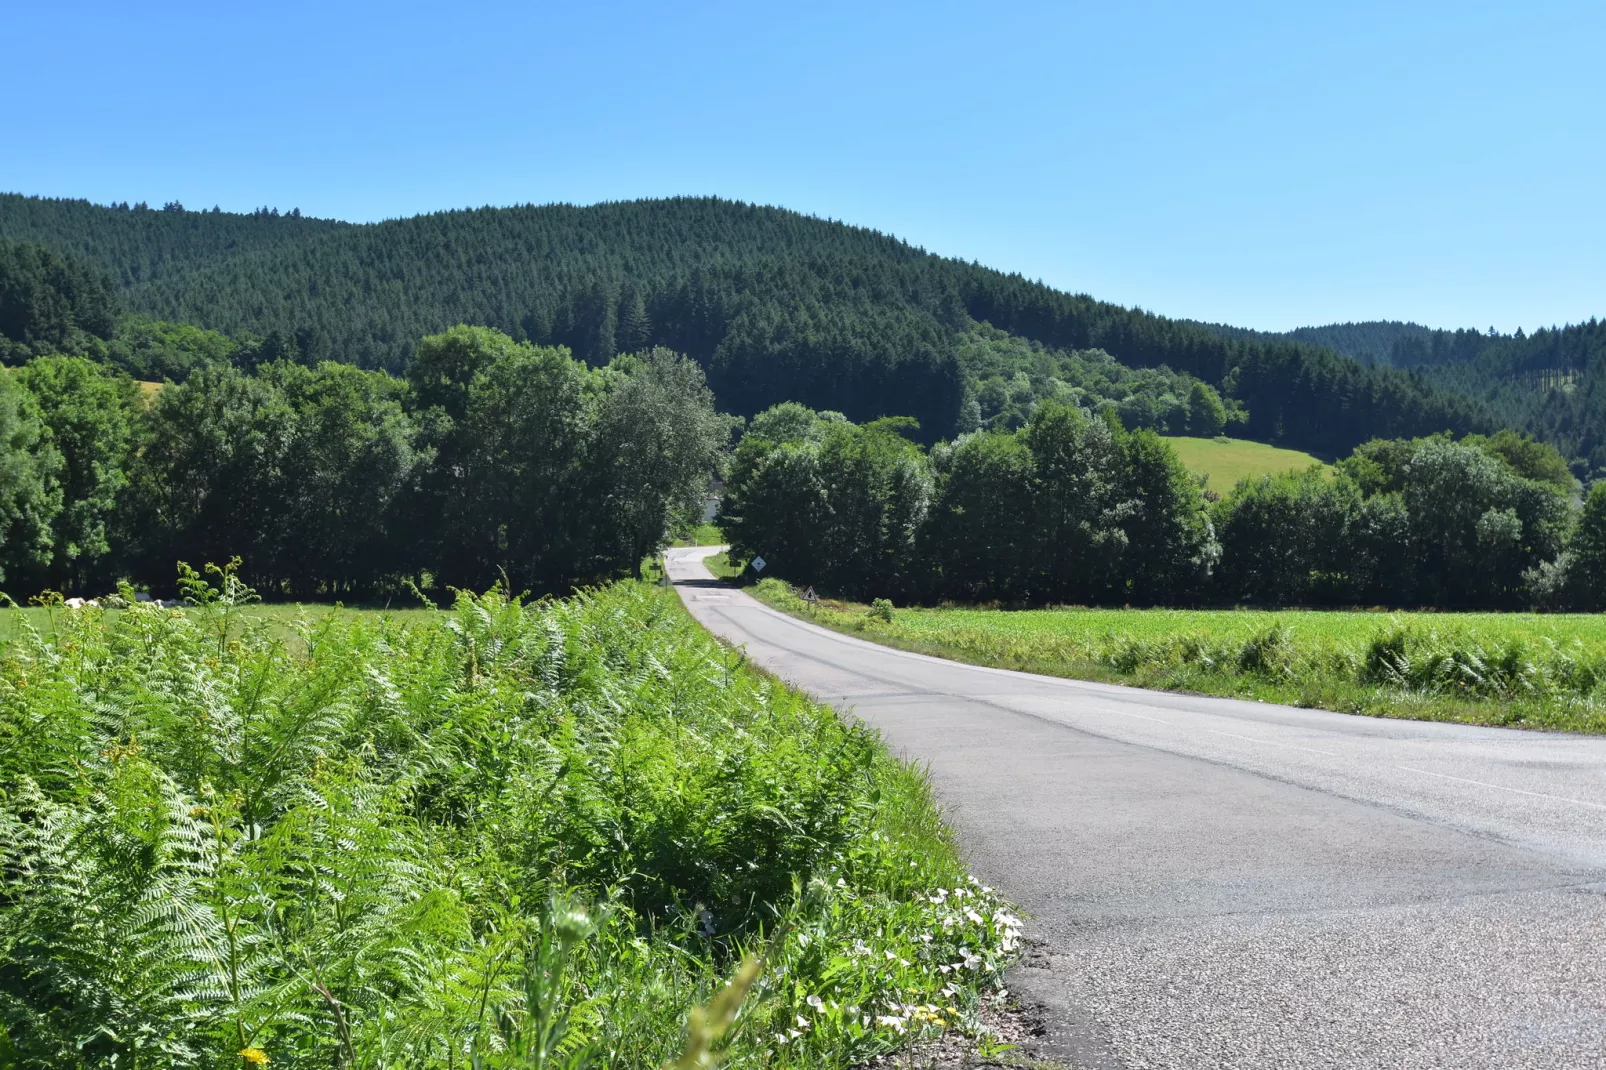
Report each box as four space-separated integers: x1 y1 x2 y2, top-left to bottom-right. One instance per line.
666 547 1606 1069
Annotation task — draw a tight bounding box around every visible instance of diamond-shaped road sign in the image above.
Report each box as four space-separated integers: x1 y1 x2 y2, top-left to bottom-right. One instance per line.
750 556 767 572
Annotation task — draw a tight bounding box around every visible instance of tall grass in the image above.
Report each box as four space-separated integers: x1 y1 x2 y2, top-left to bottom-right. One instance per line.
753 579 1606 733
0 570 1018 1068
675 523 725 548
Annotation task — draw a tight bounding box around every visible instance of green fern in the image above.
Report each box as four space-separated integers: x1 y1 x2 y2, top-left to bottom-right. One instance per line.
0 573 1016 1068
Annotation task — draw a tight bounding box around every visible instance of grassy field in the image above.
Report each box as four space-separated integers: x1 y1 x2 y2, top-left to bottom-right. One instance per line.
1162 435 1332 491
750 579 1606 733
0 578 1019 1067
675 521 725 546
704 548 745 581
0 601 438 647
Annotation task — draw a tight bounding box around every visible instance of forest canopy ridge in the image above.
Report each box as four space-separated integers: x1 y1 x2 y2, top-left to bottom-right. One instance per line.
1 192 1597 466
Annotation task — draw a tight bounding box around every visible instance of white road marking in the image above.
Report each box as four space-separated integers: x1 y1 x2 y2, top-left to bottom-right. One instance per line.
1397 766 1606 812
1097 705 1343 758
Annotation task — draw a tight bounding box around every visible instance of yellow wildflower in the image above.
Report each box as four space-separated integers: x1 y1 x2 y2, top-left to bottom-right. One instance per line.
239 1048 270 1066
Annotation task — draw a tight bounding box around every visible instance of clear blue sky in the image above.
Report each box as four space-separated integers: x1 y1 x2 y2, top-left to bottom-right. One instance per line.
6 1 1603 333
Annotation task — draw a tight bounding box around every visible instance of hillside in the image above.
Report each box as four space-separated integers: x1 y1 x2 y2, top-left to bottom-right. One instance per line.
1405 320 1606 476
1270 317 1606 476
1199 319 1436 367
1 193 1492 452
1163 435 1332 492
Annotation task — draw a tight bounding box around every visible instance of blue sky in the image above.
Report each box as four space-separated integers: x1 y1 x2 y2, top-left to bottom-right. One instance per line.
6 1 1603 333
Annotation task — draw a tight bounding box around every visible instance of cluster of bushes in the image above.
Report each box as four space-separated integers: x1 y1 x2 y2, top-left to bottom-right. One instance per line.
721 404 1606 611
722 402 1216 606
0 575 1020 1067
958 324 1241 436
0 326 728 600
1214 429 1599 608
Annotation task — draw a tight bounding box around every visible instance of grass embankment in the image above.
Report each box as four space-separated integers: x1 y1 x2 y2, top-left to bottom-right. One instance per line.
0 601 440 643
676 522 725 547
1162 435 1331 492
749 579 1606 733
704 549 746 582
0 578 1019 1067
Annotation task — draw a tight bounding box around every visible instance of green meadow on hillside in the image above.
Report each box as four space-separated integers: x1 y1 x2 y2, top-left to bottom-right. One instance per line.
1162 435 1332 492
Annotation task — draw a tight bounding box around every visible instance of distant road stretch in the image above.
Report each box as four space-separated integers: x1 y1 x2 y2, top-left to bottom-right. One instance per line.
666 547 1606 1070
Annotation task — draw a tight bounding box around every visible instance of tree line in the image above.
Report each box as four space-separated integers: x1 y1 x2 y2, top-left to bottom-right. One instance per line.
1405 320 1606 481
1297 317 1606 482
2 196 1492 455
1210 315 1606 482
721 404 1606 611
0 326 727 599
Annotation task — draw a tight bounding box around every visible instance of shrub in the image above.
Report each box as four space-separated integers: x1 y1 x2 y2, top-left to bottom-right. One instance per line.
1237 625 1292 676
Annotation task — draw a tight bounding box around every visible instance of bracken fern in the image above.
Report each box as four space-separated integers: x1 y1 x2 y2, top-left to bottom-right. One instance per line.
0 573 1016 1068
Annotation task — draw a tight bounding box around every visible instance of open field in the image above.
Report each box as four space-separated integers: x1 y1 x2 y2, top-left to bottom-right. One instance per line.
0 601 438 646
675 522 725 546
750 579 1606 733
0 580 1019 1067
703 548 744 581
1162 434 1332 491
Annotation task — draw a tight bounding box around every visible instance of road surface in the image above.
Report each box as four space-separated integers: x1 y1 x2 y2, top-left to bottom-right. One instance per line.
666 547 1606 1069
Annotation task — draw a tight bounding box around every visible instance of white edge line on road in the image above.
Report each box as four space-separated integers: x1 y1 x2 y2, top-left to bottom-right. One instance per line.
1092 706 1344 757
671 547 1606 813
1395 766 1606 812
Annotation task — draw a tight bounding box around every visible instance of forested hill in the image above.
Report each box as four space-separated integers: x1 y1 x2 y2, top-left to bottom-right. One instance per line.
1197 318 1454 366
1205 313 1606 475
1400 319 1606 475
0 195 345 289
1 192 1490 452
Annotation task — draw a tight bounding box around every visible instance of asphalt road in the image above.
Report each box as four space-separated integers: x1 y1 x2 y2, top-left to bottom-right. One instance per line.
665 547 1606 1069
